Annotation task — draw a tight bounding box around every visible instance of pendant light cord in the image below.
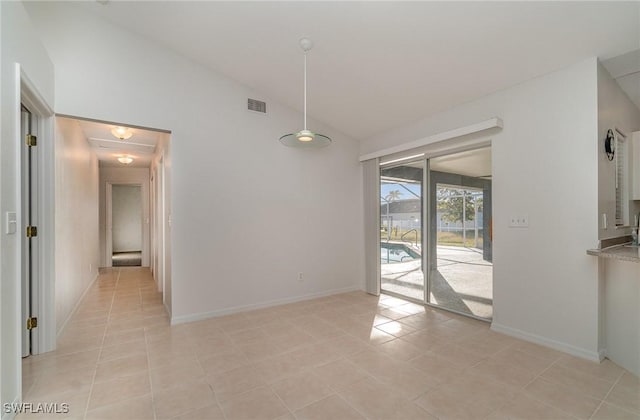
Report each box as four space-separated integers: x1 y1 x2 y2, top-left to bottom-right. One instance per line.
303 51 307 130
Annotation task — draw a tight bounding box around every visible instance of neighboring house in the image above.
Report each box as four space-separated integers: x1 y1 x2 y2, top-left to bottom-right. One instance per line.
380 198 485 231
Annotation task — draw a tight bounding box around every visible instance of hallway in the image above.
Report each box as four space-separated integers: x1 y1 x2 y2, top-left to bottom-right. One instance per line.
20 268 639 420
21 268 167 419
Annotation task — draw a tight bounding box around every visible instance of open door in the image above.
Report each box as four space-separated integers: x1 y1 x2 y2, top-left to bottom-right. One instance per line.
21 104 39 357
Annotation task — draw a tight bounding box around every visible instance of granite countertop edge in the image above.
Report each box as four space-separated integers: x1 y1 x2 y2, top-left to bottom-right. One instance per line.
587 244 640 263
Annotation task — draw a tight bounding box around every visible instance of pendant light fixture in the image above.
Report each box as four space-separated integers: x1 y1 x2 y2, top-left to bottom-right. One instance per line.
279 38 331 148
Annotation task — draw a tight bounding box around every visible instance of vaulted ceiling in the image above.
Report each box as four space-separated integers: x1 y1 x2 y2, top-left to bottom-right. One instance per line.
73 1 639 140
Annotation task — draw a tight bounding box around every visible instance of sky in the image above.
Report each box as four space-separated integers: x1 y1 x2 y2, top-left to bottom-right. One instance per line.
380 181 421 202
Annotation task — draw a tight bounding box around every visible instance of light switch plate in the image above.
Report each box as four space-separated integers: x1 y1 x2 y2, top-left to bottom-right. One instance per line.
509 214 529 228
6 212 16 234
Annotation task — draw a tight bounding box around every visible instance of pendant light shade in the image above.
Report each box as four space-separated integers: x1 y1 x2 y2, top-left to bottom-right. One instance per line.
279 38 331 148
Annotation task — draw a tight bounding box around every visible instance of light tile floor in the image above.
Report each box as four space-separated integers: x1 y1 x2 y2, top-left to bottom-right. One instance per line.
19 268 640 420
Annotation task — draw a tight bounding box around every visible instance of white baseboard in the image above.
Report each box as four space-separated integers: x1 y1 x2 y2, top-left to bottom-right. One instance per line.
56 271 100 340
491 322 601 362
171 284 361 325
598 348 607 361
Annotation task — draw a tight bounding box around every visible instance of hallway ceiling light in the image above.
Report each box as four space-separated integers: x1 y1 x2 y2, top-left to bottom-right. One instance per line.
117 156 134 165
279 38 331 148
111 126 133 140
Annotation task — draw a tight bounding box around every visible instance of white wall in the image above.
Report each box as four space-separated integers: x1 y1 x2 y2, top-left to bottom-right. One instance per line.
99 167 150 267
26 2 364 322
1 2 55 417
363 58 601 360
54 117 100 334
597 62 640 240
112 185 142 252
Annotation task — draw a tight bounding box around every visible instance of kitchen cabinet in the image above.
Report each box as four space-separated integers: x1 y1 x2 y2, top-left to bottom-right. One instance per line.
603 257 640 376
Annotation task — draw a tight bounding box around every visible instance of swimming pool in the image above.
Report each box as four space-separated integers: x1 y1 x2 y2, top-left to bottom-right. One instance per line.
380 242 421 263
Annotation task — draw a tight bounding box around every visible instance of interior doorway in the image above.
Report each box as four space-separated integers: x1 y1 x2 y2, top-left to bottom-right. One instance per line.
151 155 166 296
110 184 143 267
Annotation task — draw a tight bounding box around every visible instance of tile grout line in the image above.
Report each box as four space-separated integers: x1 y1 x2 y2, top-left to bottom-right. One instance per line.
319 368 378 420
142 272 157 420
515 352 604 419
192 338 226 420
80 271 158 417
588 370 625 420
266 381 296 419
83 268 120 420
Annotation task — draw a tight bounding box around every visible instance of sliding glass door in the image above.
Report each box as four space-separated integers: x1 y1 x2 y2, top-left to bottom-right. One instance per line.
379 147 493 320
428 155 493 318
380 160 424 301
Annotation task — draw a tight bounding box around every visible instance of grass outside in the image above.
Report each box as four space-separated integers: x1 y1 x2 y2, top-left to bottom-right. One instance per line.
437 231 484 248
381 228 483 248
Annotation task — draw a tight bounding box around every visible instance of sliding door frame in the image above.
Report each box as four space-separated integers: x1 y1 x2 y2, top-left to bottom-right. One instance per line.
379 157 426 301
377 142 493 322
423 158 431 306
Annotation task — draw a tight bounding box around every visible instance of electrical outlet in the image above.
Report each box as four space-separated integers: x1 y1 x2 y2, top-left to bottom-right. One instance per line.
509 215 529 228
298 272 304 282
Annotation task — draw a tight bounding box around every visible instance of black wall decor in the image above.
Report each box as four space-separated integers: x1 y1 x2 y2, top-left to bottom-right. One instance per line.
605 129 615 161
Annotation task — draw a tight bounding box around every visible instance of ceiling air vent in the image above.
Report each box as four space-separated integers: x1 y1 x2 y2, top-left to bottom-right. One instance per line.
248 98 267 114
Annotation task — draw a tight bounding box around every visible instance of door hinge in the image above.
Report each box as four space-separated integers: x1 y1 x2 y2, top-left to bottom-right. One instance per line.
27 317 38 330
26 134 37 147
26 226 38 238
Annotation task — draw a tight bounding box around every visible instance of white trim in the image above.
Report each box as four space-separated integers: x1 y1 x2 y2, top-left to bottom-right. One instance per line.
105 183 113 267
362 158 381 296
1 396 20 420
105 181 149 268
164 302 172 321
598 348 607 362
491 322 601 362
55 272 100 339
20 66 56 354
20 72 53 117
614 126 627 140
380 153 425 166
359 117 503 162
170 285 361 325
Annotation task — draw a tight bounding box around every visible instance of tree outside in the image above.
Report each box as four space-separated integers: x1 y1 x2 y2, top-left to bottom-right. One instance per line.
437 187 483 248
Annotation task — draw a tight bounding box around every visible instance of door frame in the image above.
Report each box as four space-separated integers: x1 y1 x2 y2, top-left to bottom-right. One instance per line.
20 69 56 354
379 157 426 301
377 141 493 322
155 155 166 298
106 182 146 267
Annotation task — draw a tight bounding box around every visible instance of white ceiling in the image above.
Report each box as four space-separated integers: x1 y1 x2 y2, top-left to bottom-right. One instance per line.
75 1 639 140
74 119 160 168
431 147 492 179
602 49 640 111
